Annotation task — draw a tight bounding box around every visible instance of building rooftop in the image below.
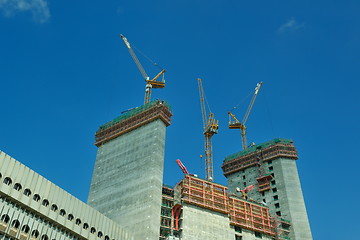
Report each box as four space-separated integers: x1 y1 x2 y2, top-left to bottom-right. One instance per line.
98 99 171 131
224 138 294 163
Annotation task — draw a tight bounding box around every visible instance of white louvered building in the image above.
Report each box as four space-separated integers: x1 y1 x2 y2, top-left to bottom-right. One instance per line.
0 151 134 240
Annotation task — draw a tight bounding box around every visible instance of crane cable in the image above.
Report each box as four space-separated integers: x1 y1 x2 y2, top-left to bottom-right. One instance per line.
228 90 253 122
264 89 276 138
204 92 213 117
132 44 164 70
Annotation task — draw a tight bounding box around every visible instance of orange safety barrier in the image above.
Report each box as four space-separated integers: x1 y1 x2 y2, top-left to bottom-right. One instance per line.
228 197 276 236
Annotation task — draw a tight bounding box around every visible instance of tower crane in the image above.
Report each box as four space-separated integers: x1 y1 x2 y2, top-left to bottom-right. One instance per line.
228 82 263 150
119 34 166 104
198 78 219 182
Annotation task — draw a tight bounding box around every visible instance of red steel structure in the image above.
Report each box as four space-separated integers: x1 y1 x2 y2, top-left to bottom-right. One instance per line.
171 204 182 231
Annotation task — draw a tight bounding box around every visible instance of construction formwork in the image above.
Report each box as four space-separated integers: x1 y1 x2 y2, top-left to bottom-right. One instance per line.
88 100 172 240
173 175 280 239
95 100 172 146
179 175 228 214
222 138 298 177
273 217 291 240
228 196 275 236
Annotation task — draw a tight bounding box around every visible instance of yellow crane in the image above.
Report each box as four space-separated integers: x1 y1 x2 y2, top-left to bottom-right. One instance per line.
228 82 263 150
198 78 219 182
120 34 166 104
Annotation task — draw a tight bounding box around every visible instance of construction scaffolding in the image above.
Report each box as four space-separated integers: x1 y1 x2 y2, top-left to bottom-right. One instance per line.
95 100 172 146
256 174 273 192
222 139 298 177
273 217 291 240
228 196 275 236
173 175 288 238
179 175 228 214
160 185 175 240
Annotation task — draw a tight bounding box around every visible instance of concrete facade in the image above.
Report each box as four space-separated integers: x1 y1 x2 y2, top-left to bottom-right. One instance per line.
174 199 274 240
181 204 233 240
0 151 134 240
224 139 312 240
88 101 172 240
232 227 273 240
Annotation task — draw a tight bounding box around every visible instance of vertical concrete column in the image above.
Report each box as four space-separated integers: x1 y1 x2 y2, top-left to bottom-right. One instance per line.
88 100 172 240
275 158 313 240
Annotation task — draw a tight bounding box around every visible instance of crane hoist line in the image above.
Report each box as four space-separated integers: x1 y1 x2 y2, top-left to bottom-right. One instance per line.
119 34 166 104
228 82 263 150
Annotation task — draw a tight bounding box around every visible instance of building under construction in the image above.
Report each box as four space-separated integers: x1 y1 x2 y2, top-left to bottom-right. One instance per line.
0 98 312 240
0 35 312 240
87 98 312 240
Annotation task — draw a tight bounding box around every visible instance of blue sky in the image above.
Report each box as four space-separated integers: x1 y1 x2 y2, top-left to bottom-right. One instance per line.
1 0 359 239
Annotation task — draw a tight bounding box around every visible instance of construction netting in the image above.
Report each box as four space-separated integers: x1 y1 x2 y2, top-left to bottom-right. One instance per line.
98 100 171 131
224 138 294 163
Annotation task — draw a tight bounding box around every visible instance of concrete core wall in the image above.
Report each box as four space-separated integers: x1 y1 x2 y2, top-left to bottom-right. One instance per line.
275 158 312 240
181 204 234 240
88 119 167 240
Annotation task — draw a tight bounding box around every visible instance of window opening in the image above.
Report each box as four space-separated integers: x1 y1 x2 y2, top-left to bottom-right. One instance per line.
11 220 20 228
51 204 58 212
32 230 40 238
1 214 10 223
234 226 242 233
24 188 31 196
33 194 40 202
41 235 49 240
42 199 49 207
14 183 22 191
59 209 66 216
21 225 30 233
255 232 262 238
83 223 89 230
3 177 12 185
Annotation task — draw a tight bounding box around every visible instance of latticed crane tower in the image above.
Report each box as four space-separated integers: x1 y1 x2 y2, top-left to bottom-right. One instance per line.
198 78 219 182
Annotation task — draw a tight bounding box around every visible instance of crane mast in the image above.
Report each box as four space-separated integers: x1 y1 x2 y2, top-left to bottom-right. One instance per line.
198 78 218 182
228 82 263 150
119 34 166 104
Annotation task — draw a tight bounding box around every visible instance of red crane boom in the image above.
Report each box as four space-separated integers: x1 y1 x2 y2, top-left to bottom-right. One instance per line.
176 159 189 175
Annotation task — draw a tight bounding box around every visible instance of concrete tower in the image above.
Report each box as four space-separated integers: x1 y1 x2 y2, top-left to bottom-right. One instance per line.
222 138 312 240
88 100 172 240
